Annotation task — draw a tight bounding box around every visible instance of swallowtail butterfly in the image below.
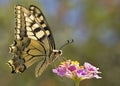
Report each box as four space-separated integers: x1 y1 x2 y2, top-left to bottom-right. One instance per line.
7 4 73 77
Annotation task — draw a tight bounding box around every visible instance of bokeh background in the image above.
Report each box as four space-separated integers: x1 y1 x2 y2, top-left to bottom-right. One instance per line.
0 0 120 86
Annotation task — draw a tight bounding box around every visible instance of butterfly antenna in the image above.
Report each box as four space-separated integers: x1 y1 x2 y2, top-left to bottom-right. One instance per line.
59 39 74 50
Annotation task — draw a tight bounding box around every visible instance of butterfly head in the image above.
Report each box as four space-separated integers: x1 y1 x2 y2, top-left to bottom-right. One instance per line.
53 50 63 57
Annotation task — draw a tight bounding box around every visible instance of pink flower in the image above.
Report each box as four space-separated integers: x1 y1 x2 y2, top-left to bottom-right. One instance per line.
53 60 101 81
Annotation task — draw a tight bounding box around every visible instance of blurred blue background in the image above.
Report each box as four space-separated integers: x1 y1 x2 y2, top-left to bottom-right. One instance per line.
0 0 120 86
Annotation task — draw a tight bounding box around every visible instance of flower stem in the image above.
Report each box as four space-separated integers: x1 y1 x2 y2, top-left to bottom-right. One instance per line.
74 79 80 86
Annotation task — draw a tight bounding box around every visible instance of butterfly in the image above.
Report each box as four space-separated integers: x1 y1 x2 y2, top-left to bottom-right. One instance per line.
7 4 73 77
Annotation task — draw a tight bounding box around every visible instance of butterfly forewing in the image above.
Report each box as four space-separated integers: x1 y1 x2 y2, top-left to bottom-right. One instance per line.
21 5 51 51
29 5 55 50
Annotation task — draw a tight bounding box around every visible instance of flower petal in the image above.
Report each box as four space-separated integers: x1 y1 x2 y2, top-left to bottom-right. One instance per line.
53 66 66 77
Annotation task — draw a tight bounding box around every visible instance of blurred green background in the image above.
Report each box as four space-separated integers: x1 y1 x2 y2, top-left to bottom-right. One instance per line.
0 0 120 86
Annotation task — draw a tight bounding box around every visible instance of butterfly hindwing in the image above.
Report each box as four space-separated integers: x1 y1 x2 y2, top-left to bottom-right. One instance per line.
21 5 51 51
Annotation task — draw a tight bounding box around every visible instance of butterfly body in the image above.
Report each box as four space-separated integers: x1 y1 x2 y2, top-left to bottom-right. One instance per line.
7 5 62 77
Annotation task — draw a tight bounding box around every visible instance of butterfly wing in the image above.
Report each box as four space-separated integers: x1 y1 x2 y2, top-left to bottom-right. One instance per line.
8 5 55 77
29 5 55 50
